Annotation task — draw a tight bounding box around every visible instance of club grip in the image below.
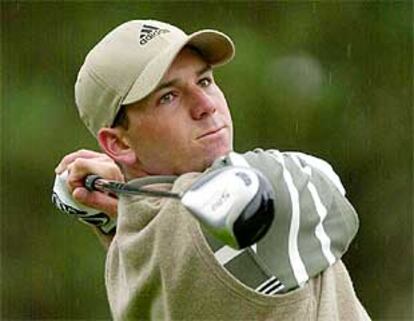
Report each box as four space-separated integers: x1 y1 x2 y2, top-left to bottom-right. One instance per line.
84 174 102 191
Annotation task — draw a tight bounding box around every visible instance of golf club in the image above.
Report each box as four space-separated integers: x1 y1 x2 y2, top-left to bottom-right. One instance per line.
84 166 275 249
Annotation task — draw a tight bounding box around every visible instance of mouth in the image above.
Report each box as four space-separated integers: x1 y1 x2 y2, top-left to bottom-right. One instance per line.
196 126 225 140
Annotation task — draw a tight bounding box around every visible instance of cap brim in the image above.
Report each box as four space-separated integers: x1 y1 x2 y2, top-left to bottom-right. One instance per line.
186 30 235 67
123 29 235 106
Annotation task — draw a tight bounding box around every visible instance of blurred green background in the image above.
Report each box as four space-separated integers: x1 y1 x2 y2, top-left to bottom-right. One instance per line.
1 1 412 320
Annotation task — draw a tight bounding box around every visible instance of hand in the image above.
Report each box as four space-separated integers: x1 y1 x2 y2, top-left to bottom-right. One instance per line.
55 149 122 218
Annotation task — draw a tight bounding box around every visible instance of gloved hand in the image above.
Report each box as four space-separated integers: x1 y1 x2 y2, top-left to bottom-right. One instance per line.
52 170 116 234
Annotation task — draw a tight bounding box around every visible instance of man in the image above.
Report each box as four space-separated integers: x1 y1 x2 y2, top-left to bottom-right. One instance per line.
55 20 370 320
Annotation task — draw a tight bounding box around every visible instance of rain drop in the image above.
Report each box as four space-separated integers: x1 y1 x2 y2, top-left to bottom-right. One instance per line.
312 3 317 14
347 43 352 59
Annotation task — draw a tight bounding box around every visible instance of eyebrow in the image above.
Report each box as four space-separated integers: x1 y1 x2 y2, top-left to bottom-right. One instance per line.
153 65 212 93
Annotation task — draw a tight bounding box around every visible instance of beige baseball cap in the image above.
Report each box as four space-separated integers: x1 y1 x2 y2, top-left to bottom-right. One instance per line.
75 20 235 136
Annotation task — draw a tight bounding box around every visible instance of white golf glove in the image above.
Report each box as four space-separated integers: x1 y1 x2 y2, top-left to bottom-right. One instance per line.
52 171 116 234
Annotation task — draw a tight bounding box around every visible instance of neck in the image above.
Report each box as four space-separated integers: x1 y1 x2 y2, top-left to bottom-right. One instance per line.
121 165 152 181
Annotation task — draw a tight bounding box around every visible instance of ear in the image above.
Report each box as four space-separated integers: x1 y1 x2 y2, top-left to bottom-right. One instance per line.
97 127 137 167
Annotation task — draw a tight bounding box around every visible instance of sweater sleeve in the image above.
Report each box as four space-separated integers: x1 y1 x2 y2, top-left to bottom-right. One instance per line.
211 149 359 291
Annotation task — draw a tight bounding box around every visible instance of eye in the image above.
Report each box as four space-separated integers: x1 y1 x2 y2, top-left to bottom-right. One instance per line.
198 77 212 88
159 92 176 105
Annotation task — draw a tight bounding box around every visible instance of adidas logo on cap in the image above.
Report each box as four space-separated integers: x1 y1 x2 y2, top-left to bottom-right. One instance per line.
139 24 170 46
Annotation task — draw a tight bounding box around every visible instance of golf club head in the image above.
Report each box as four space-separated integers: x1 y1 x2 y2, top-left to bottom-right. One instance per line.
181 166 275 249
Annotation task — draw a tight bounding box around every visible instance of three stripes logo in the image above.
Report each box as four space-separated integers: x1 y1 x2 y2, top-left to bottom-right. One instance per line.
139 24 170 46
255 276 285 295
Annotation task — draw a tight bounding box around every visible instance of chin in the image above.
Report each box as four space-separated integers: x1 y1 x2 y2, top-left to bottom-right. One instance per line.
188 137 233 172
204 146 232 168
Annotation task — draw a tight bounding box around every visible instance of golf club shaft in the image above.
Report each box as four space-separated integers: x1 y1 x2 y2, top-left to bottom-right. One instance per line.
85 175 182 199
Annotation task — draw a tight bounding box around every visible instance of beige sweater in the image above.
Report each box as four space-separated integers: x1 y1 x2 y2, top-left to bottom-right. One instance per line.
105 172 370 321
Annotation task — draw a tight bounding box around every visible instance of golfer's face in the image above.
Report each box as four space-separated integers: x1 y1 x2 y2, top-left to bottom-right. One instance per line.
124 48 233 175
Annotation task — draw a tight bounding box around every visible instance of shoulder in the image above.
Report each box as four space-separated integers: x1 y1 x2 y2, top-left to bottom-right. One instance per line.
242 149 346 195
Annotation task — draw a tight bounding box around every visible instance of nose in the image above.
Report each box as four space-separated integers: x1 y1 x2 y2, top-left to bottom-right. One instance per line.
189 87 216 120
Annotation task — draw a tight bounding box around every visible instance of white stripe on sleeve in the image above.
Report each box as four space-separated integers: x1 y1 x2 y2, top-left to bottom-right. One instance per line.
307 183 336 265
266 283 285 295
287 152 346 196
291 154 336 265
250 244 257 253
214 246 244 265
255 276 278 292
268 151 309 286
